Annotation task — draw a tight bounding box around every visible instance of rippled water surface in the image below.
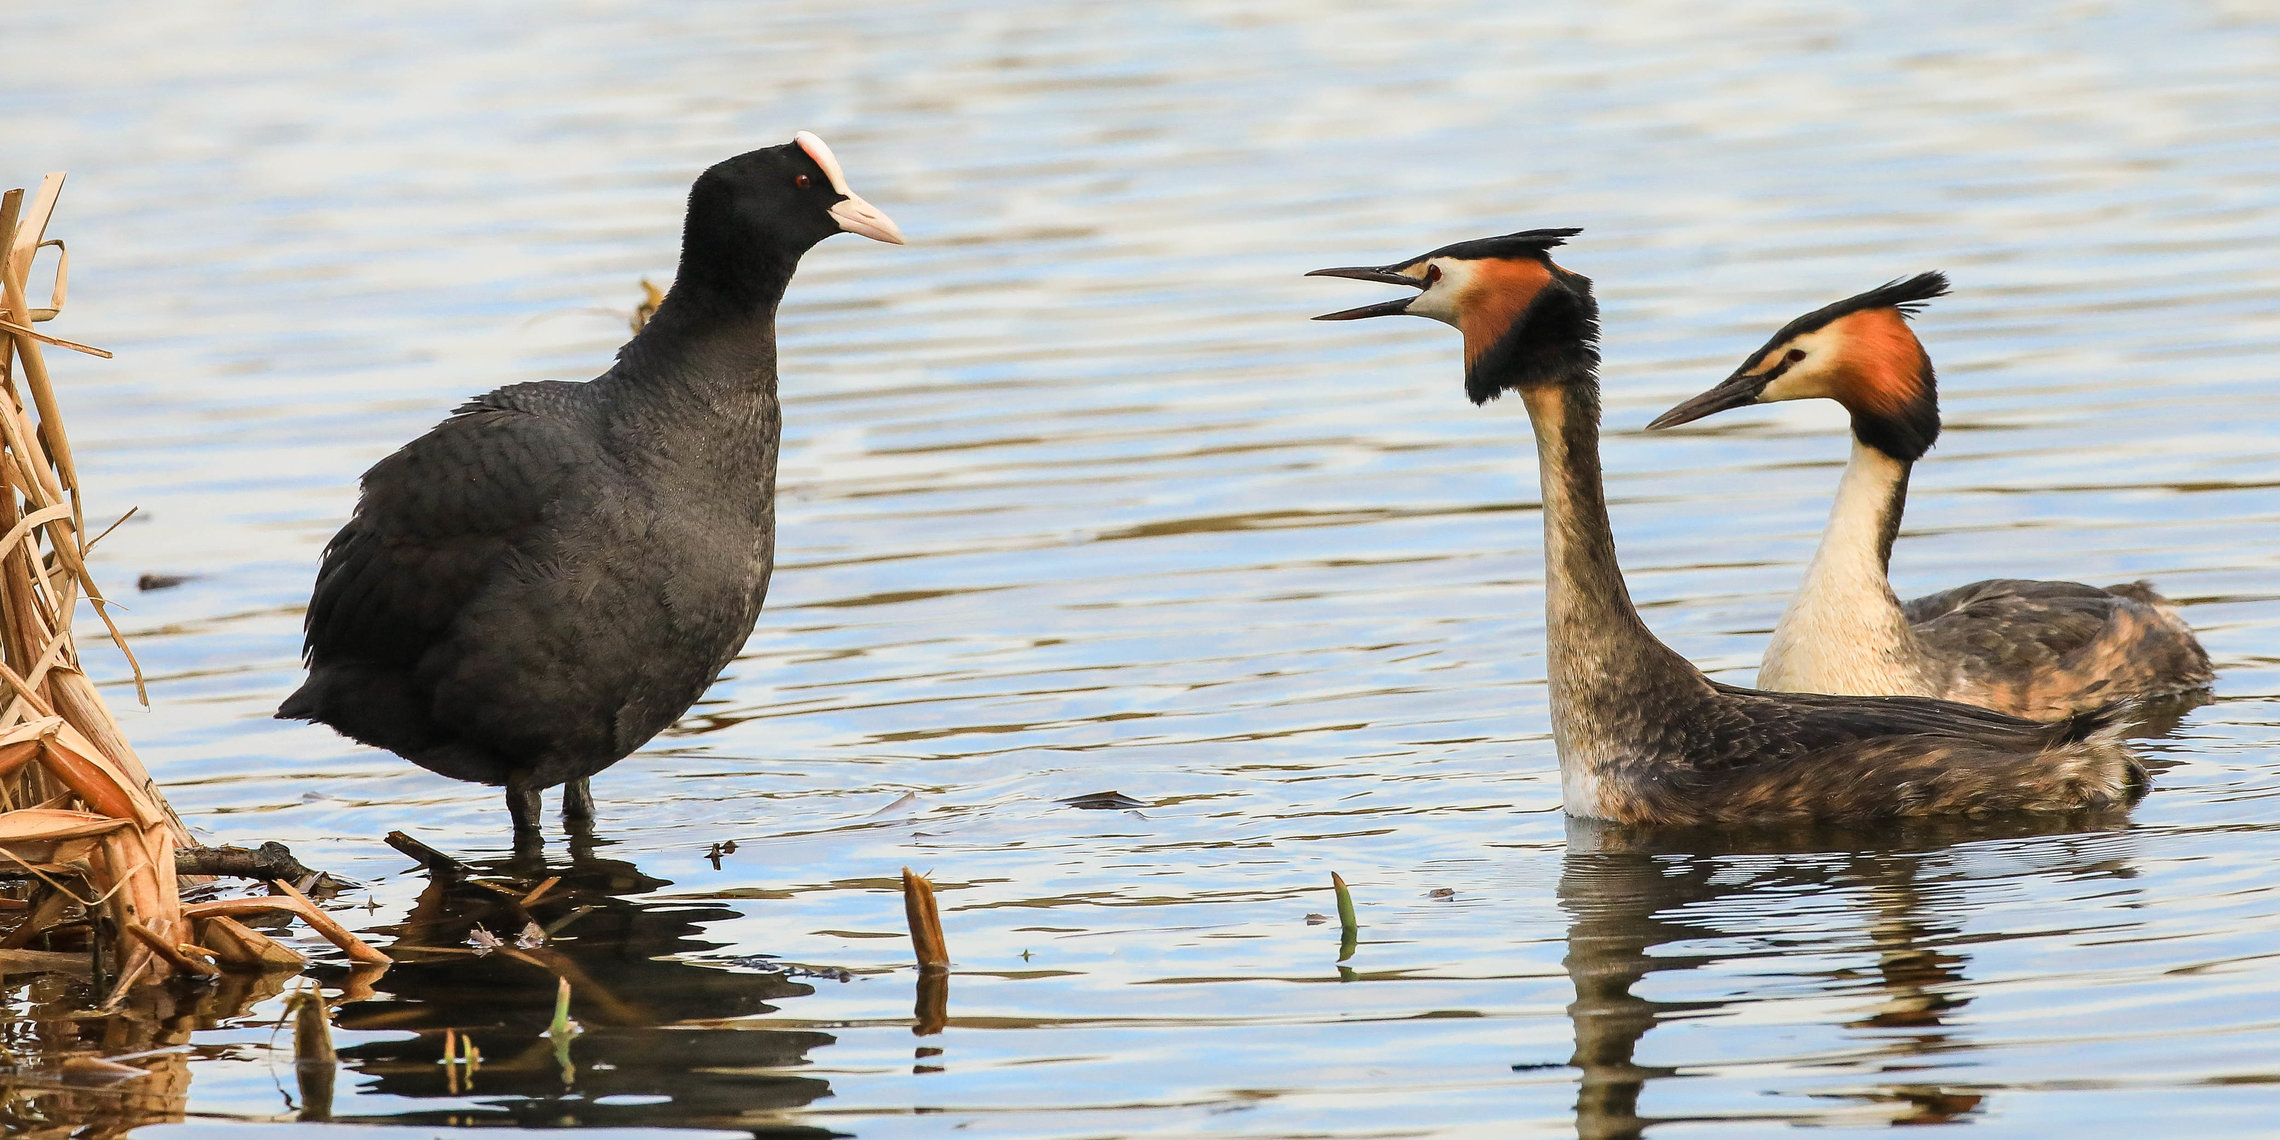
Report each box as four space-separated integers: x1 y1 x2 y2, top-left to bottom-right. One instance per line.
7 0 2280 1135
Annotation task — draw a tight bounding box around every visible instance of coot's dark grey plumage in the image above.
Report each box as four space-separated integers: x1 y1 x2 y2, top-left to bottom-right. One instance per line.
279 133 903 840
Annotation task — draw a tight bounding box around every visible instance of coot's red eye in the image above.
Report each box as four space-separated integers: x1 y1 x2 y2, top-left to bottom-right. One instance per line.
795 174 811 189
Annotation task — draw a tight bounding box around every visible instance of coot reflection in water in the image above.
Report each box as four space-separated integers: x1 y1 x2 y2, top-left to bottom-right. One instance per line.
1552 811 2142 1139
328 850 840 1133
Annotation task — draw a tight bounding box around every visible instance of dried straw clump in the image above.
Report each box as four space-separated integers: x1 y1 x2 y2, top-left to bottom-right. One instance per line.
0 173 380 1002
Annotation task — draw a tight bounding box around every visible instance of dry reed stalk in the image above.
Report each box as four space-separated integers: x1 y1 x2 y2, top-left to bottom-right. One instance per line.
902 867 950 1036
183 894 391 967
196 914 307 970
900 867 948 970
0 173 379 994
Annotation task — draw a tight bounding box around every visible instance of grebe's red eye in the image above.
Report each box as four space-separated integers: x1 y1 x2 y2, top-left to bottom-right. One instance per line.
1785 348 1807 363
795 173 812 189
1424 264 1442 285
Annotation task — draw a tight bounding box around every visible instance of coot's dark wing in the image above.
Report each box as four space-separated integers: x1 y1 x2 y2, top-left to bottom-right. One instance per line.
303 383 596 669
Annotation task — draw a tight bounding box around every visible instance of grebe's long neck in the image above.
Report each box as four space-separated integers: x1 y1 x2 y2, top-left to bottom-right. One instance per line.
1518 382 1668 673
1758 437 1932 696
1515 377 1708 814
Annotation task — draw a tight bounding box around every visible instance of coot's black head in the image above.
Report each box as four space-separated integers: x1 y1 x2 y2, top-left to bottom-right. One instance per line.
1309 228 1599 404
1647 271 1946 463
676 132 904 307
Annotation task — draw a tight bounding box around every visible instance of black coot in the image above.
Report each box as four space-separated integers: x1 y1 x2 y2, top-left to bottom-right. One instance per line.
279 133 904 840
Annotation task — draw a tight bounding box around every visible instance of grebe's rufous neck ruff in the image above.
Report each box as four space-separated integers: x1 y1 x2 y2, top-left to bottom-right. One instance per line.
1310 227 1599 405
1648 271 1947 463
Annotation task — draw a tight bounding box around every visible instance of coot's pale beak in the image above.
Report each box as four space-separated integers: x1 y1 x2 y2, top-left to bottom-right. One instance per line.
1306 264 1425 320
795 130 907 245
829 194 905 245
1647 369 1770 430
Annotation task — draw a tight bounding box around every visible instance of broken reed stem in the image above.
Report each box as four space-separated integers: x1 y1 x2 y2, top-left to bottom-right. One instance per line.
549 976 575 1039
280 878 392 965
4 175 83 537
123 920 216 978
289 987 337 1122
901 867 949 971
548 976 579 1085
1332 872 1359 964
0 319 108 359
289 989 337 1065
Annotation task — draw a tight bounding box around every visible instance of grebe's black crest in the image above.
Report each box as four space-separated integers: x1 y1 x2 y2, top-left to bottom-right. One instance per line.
1734 270 1950 378
1414 226 1583 267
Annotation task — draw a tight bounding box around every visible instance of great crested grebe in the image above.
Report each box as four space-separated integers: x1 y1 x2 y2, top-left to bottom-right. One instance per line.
1647 274 2211 720
1310 231 2143 826
280 133 904 842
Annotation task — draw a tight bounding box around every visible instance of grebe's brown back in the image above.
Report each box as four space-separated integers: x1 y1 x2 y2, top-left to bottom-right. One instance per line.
1310 233 2142 827
1647 274 2210 720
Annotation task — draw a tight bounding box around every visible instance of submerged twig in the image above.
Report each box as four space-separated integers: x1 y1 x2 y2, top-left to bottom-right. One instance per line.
385 830 470 879
59 1054 148 1085
174 841 339 889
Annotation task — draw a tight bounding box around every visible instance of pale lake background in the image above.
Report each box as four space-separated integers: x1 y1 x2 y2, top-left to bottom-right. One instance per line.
5 0 2280 1136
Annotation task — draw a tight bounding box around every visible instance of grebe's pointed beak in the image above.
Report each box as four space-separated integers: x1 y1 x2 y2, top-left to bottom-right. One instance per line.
1307 264 1425 320
1648 369 1770 430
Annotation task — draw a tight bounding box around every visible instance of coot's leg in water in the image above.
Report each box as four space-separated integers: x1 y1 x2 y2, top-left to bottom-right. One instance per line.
564 778 595 825
507 771 544 846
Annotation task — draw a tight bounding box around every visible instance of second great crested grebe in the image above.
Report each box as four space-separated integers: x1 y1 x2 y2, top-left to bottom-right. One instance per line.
1646 274 2211 720
1310 231 2143 827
